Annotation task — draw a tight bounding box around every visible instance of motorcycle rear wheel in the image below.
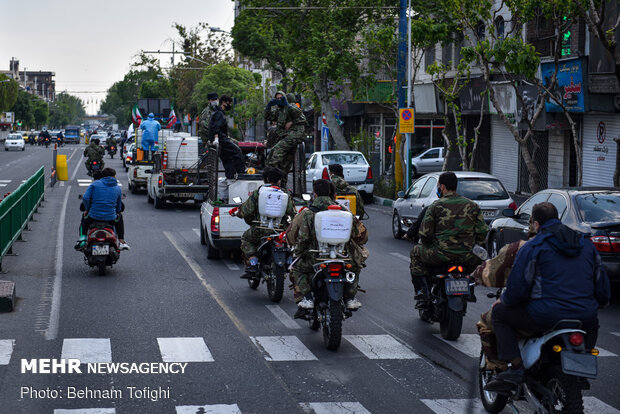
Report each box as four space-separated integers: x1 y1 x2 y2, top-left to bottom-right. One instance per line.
267 265 285 303
478 350 508 414
541 366 583 413
322 299 343 351
97 261 106 276
439 308 463 340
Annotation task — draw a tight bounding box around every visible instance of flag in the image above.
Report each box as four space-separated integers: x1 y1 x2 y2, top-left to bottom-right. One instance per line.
166 106 177 129
132 105 142 126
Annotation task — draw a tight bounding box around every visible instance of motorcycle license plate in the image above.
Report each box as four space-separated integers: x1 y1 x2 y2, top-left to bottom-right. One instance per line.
561 352 597 378
92 245 109 256
445 279 469 295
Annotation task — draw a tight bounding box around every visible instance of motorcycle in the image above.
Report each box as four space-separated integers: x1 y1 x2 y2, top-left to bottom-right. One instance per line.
44 137 50 148
87 159 102 177
246 231 291 303
479 290 598 413
107 145 117 159
299 205 358 351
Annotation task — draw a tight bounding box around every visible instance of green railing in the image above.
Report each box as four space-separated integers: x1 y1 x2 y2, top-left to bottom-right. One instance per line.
0 167 45 271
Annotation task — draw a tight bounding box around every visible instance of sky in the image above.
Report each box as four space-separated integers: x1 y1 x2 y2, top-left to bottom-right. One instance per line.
1 0 235 114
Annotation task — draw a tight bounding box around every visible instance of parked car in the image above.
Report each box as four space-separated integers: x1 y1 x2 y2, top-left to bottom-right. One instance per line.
306 151 374 199
411 147 445 176
487 187 620 282
4 133 25 151
392 171 516 238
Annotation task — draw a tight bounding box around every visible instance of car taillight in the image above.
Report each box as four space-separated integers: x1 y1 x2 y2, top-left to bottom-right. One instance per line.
569 332 584 347
211 207 220 233
328 262 343 277
133 168 138 178
94 231 107 240
158 175 163 188
508 202 517 211
93 161 97 165
322 167 329 180
590 235 620 253
366 167 373 180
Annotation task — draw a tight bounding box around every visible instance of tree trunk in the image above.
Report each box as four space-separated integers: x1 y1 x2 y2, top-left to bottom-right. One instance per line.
314 80 350 150
615 137 620 187
519 140 541 193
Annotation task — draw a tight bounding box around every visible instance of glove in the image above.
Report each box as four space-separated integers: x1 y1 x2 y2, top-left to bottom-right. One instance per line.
229 207 239 216
213 138 219 146
276 231 287 243
267 99 277 108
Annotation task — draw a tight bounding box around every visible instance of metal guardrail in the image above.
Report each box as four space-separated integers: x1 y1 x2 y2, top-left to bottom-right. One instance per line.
0 167 45 271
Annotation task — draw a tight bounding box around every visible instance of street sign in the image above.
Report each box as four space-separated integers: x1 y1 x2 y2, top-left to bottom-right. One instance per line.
321 126 329 151
399 108 415 134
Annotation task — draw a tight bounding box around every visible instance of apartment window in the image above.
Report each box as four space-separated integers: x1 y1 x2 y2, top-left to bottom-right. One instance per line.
495 16 505 39
425 46 436 70
454 34 464 65
442 43 453 68
476 21 486 41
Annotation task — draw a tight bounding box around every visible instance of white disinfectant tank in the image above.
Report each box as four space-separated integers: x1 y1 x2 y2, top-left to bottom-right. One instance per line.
166 136 199 169
314 207 353 245
258 186 289 219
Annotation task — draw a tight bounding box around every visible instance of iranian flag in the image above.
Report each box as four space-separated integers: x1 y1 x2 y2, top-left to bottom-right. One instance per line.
166 106 177 129
131 105 142 126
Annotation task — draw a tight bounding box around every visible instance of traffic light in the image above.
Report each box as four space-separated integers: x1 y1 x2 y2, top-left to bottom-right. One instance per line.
16 120 22 126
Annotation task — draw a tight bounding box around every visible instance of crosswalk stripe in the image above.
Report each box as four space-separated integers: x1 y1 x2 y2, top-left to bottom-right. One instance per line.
0 184 7 187
421 398 487 413
77 179 92 182
0 180 11 183
54 409 115 414
61 338 112 363
250 336 318 361
157 337 214 362
266 305 301 330
344 334 420 360
389 252 410 262
433 334 480 358
583 396 620 413
176 405 241 414
300 402 372 414
0 339 15 365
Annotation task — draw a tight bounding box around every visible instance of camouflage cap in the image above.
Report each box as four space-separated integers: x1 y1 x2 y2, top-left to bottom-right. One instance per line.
276 90 286 97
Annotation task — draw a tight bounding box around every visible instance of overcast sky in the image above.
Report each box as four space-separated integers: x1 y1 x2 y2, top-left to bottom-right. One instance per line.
1 0 235 114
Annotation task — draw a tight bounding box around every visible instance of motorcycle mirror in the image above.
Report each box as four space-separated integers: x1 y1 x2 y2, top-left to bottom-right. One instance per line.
232 196 242 204
302 194 311 201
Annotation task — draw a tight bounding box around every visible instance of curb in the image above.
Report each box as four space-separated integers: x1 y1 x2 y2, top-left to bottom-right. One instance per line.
373 196 394 207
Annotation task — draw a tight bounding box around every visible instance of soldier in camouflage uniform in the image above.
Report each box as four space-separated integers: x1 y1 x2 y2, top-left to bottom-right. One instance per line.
83 138 105 175
328 163 366 218
289 179 367 316
233 167 297 278
410 172 488 306
199 92 219 148
265 92 307 188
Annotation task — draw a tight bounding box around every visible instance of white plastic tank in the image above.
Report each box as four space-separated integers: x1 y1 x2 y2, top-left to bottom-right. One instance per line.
258 186 289 219
166 136 199 169
314 208 353 245
228 180 261 204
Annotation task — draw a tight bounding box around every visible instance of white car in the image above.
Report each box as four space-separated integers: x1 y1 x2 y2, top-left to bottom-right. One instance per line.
4 134 25 151
306 151 374 199
411 147 445 176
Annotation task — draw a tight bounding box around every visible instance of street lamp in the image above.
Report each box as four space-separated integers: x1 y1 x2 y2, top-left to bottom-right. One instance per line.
209 27 230 35
183 54 210 65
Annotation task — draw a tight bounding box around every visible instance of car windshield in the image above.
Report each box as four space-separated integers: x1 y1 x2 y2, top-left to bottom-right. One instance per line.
321 153 367 165
8 135 22 140
457 178 509 201
576 193 620 222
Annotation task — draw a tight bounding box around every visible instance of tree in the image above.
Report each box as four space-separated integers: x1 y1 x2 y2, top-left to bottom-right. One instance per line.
48 93 86 127
11 90 35 128
33 100 49 128
0 74 19 112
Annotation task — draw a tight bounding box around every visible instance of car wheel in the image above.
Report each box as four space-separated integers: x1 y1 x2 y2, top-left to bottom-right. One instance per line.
392 211 404 239
411 166 417 177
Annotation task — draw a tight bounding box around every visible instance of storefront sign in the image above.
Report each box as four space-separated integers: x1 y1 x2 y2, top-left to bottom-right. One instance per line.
541 58 585 113
594 121 609 162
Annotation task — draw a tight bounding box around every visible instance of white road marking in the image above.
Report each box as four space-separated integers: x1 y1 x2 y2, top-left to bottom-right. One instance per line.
54 410 116 414
70 154 85 181
224 260 240 271
583 397 620 413
0 180 11 183
421 399 486 413
433 334 480 358
0 339 15 365
344 334 419 359
389 252 410 262
266 305 301 330
77 179 92 187
157 337 214 362
59 181 65 187
45 186 71 341
0 184 7 188
300 402 372 414
250 336 318 361
176 405 241 414
192 228 201 238
612 332 620 338
595 347 617 357
61 338 112 363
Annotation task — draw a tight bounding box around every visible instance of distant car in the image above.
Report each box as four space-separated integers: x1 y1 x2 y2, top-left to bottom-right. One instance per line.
392 171 516 239
5 134 25 151
411 147 445 176
306 151 374 199
124 143 135 171
487 188 620 282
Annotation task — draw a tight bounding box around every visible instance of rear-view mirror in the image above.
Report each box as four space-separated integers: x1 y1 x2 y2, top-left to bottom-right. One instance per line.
502 208 515 218
397 191 406 199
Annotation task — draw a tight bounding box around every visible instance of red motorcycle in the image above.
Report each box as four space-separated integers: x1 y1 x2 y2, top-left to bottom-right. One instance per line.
83 222 120 275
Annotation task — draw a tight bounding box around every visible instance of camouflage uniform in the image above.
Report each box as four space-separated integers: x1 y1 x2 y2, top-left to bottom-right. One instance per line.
290 196 367 301
83 142 105 171
237 185 297 261
266 101 307 187
199 105 215 146
410 191 488 279
331 174 365 218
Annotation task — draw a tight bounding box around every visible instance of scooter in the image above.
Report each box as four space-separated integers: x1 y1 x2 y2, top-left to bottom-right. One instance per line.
87 160 103 177
107 145 117 159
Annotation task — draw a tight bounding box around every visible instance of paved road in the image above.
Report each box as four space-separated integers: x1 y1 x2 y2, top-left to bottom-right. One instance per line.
0 148 619 413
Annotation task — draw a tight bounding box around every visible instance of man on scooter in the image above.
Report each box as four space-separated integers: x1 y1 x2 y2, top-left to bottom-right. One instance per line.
485 202 610 391
84 138 105 175
75 168 130 251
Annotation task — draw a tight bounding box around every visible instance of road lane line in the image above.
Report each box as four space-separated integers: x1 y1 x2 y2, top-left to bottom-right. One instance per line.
192 228 201 238
266 305 301 330
0 339 15 365
344 334 420 359
250 336 317 361
55 409 116 414
389 252 410 262
45 185 71 340
224 260 240 271
61 338 112 363
595 347 617 357
421 398 486 413
65 148 78 164
157 337 214 362
583 397 620 414
70 154 84 181
163 231 250 336
176 405 241 414
299 402 371 414
433 334 480 358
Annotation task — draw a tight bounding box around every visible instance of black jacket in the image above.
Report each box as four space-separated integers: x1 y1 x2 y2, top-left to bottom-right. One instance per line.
208 106 228 141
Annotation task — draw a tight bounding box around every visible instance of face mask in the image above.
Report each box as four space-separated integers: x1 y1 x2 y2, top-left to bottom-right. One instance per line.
436 187 442 198
210 101 218 108
276 97 288 107
224 103 232 111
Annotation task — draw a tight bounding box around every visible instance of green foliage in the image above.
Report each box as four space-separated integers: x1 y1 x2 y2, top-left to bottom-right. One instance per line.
374 175 397 199
350 128 376 162
11 90 36 128
48 93 86 128
0 74 19 112
33 100 49 128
